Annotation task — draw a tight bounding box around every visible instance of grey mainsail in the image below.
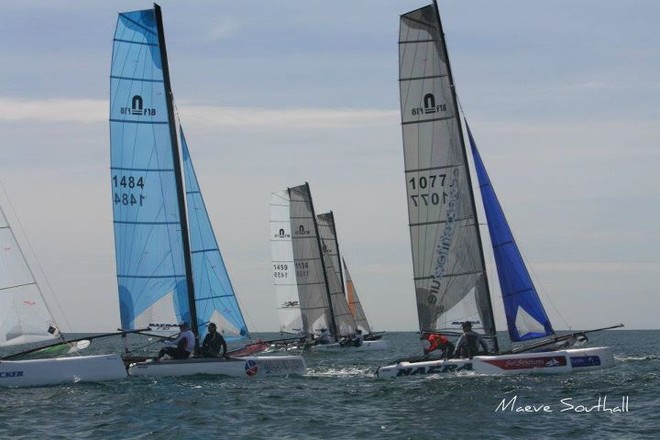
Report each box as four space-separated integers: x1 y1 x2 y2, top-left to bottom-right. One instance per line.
399 4 496 341
316 212 357 337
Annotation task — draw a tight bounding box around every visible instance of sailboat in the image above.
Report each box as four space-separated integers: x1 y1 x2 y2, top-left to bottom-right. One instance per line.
0 203 127 387
316 212 388 349
376 2 619 378
109 5 304 378
270 183 387 351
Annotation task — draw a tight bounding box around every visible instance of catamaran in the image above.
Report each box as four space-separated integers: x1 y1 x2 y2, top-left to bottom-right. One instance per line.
0 202 127 387
270 184 388 351
109 4 305 378
376 1 620 378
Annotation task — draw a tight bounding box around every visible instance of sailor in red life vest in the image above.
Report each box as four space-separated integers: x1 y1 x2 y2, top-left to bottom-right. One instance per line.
420 332 455 359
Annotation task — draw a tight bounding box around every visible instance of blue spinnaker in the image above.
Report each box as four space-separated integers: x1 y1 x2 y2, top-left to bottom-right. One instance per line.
466 121 554 342
180 130 249 342
110 9 190 331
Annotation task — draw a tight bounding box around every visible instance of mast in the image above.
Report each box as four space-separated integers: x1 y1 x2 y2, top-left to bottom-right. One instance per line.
154 4 199 344
327 211 346 296
431 0 499 351
306 183 339 341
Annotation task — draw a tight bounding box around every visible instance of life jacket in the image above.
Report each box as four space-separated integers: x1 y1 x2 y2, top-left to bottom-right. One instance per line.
465 332 479 357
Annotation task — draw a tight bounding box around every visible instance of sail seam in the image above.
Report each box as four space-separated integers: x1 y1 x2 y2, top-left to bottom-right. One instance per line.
191 248 216 254
110 75 164 83
405 164 458 173
109 119 168 125
414 270 481 280
400 73 447 82
113 38 157 46
0 282 36 292
402 115 453 126
116 14 157 36
399 38 437 44
111 166 174 172
117 274 184 279
410 215 473 227
113 220 178 225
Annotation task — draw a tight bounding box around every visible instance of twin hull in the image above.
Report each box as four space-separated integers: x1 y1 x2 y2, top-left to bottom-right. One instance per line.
375 347 614 378
128 355 306 378
0 354 127 387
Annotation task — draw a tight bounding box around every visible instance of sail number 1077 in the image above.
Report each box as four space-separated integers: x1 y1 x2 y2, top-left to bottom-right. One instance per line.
408 174 448 207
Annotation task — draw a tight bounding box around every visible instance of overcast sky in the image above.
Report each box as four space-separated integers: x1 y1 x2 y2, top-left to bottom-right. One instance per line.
1 1 658 334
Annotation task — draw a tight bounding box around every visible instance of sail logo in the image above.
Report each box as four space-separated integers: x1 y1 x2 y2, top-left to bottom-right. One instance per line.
131 95 143 115
428 168 460 301
282 300 299 308
295 224 310 236
149 322 179 331
120 95 156 116
275 228 290 239
411 93 448 116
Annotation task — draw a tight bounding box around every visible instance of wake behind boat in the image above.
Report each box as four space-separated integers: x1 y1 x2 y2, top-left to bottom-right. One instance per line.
109 5 304 378
375 1 618 378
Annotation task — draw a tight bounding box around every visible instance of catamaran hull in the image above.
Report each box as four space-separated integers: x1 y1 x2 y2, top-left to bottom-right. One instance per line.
128 355 305 378
375 347 614 378
0 354 127 387
311 339 390 352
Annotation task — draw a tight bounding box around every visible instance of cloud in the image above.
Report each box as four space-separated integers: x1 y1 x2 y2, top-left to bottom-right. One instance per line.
0 97 398 129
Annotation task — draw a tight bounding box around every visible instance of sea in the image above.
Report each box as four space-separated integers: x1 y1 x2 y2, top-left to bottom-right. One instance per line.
0 330 658 440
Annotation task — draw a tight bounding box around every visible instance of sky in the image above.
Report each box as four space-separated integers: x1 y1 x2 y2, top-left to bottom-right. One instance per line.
1 1 658 333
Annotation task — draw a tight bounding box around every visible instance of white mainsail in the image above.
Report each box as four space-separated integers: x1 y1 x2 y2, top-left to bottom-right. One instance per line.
0 206 58 347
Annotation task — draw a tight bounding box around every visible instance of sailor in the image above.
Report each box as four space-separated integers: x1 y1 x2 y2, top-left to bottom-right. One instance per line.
156 321 195 360
202 322 228 358
453 321 489 359
351 329 364 347
420 332 454 359
316 328 331 345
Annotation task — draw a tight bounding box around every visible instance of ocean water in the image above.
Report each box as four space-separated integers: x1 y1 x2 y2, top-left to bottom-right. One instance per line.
0 330 658 439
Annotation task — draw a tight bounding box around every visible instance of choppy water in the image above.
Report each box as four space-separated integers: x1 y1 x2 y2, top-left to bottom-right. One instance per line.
1 330 658 439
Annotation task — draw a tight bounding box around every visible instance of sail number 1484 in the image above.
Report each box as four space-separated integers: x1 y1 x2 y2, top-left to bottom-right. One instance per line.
112 174 146 207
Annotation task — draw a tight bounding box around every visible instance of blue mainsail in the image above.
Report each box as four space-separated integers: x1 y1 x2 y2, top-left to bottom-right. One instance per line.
466 121 554 342
180 130 248 341
110 9 190 331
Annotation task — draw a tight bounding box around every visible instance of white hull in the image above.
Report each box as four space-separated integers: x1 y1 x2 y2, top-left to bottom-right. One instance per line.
0 354 127 387
128 355 305 378
375 347 614 378
311 339 390 352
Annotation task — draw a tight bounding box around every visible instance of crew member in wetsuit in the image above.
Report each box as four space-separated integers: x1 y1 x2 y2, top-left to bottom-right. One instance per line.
420 332 454 359
202 322 228 358
454 321 489 358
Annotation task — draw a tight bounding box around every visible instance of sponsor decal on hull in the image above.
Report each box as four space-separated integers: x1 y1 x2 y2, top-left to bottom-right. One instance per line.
483 355 566 370
244 360 259 377
570 356 601 368
0 371 24 378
